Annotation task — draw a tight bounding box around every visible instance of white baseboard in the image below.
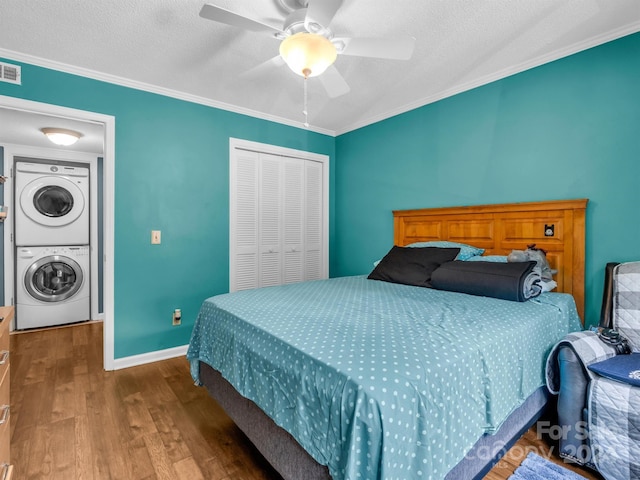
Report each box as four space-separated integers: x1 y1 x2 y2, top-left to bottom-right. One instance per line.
112 344 189 370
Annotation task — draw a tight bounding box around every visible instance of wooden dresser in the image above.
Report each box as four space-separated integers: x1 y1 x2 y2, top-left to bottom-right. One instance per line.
0 306 13 479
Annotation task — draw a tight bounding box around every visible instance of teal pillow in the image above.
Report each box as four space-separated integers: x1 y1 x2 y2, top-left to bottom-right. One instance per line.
406 241 484 261
466 255 508 263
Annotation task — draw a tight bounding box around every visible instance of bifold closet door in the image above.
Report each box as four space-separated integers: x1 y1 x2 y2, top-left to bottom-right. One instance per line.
231 149 260 291
230 149 324 292
303 159 323 282
282 157 304 285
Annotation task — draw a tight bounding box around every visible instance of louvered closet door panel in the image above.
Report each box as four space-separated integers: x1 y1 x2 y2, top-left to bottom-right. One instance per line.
232 150 259 291
283 158 304 284
259 154 282 287
304 160 323 280
231 142 327 291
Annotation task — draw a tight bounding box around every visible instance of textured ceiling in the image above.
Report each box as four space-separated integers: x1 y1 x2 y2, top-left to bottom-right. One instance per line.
0 0 639 136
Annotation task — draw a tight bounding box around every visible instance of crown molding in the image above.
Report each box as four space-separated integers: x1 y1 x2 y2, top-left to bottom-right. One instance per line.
0 48 336 137
335 22 640 136
2 20 638 139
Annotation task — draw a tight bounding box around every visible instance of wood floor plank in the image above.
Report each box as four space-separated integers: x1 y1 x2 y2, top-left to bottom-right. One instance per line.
10 321 602 480
72 373 89 417
36 363 57 426
114 368 140 398
23 356 47 385
49 376 75 423
143 432 177 480
164 370 203 405
47 417 77 480
72 322 90 346
173 456 205 480
74 415 95 480
156 393 228 478
124 436 156 480
131 363 181 407
147 403 192 464
55 355 76 385
122 391 158 439
85 386 132 478
25 423 51 479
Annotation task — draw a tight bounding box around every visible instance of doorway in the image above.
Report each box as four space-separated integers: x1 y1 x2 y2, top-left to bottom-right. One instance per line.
0 94 115 370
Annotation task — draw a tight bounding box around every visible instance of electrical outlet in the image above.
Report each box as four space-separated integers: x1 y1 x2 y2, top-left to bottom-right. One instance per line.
544 224 555 237
172 308 181 326
151 230 161 244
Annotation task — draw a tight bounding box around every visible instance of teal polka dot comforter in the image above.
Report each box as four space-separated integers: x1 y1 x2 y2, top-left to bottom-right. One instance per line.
187 276 582 480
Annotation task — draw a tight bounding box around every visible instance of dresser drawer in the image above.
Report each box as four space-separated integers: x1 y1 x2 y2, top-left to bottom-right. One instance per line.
0 316 8 368
0 368 9 440
0 311 8 386
0 327 8 409
0 347 8 398
0 364 8 410
0 403 9 478
0 307 12 477
0 417 8 467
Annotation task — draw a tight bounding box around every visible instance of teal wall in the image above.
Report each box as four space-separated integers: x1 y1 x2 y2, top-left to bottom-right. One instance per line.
0 60 335 358
2 31 638 355
334 32 640 328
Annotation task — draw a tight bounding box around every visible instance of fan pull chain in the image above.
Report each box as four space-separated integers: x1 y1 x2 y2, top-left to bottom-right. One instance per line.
303 76 309 128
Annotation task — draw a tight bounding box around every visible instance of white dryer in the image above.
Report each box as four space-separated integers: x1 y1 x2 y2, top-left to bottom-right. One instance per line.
15 161 89 246
16 246 90 329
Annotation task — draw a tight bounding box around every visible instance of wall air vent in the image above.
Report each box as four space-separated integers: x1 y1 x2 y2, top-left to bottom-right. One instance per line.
0 62 21 85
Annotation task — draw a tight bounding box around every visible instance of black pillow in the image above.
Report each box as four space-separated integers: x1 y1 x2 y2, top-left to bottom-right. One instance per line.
431 260 541 302
368 246 460 287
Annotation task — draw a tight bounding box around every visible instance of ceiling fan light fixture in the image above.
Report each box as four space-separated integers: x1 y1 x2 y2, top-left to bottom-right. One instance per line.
279 32 337 78
41 127 82 146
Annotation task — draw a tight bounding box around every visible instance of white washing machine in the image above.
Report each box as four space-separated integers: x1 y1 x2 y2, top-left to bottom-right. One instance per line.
15 161 89 246
16 246 90 330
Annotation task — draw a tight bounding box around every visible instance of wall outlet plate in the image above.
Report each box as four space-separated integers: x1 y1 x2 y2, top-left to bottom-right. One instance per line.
544 224 555 237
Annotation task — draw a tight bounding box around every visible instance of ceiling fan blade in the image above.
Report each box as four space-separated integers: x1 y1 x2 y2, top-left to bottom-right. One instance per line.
305 0 344 31
199 4 284 35
337 36 415 60
318 65 350 98
240 55 285 79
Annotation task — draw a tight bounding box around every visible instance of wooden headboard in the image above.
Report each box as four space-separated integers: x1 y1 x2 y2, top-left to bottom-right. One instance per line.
393 199 588 320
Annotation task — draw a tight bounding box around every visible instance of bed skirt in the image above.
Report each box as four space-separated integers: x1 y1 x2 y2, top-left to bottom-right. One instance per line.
199 361 550 480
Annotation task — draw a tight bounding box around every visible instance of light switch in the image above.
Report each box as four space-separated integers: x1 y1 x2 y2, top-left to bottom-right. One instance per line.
151 230 161 244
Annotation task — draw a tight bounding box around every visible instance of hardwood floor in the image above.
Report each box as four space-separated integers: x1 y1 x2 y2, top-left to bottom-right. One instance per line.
485 429 602 480
10 322 602 480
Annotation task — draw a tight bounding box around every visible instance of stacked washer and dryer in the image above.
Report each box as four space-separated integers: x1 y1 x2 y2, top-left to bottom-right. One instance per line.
14 160 91 330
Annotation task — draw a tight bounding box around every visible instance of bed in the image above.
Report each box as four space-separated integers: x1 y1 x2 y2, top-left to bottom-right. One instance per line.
187 198 588 480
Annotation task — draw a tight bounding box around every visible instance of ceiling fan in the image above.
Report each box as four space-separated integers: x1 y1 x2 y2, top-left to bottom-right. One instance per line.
199 0 416 99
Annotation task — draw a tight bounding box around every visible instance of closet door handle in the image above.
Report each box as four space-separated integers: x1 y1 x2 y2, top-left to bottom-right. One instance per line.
0 405 9 425
0 351 8 365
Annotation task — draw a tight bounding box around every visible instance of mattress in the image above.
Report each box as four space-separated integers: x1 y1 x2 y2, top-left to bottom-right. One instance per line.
187 275 582 480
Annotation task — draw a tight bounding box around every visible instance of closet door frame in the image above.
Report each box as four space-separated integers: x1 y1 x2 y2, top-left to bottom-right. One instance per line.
229 138 329 292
